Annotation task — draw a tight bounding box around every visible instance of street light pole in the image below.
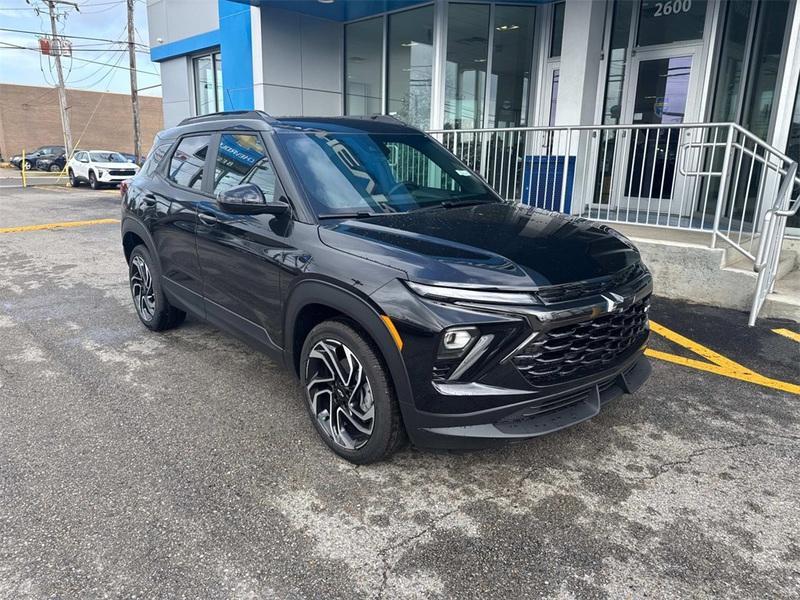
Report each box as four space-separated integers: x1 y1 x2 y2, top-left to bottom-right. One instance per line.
45 0 74 157
126 0 141 163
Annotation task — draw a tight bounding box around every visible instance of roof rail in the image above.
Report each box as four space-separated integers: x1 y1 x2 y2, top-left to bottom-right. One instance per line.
178 110 275 127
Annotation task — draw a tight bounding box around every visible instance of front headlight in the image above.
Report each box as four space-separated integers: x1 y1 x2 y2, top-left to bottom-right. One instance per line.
406 281 535 305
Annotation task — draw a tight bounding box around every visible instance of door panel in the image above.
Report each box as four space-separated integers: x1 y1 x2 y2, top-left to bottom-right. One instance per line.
196 132 292 354
147 134 211 303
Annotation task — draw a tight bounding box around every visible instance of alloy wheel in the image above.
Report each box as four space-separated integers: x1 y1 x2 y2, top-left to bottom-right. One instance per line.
130 255 156 322
305 339 375 450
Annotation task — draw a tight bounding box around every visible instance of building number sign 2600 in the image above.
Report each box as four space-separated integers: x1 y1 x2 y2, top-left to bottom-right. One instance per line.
653 0 692 17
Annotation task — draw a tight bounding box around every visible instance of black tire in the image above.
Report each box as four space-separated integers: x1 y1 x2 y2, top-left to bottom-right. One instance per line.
49 164 60 173
68 169 80 187
89 171 100 190
300 319 406 464
23 160 32 171
128 245 186 331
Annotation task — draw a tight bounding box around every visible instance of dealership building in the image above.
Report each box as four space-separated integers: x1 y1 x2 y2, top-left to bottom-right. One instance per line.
146 0 800 321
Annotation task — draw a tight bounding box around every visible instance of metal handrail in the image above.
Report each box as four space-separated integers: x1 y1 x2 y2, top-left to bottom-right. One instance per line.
749 162 798 326
427 121 798 325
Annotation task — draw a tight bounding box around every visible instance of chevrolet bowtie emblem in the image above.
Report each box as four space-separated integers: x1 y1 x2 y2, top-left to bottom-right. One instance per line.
602 292 625 313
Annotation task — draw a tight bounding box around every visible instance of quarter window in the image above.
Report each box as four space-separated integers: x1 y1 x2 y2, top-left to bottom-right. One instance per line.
142 142 172 176
212 133 276 199
167 135 211 190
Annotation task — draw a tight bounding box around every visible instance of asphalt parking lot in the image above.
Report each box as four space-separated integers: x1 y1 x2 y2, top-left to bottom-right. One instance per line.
1 186 799 599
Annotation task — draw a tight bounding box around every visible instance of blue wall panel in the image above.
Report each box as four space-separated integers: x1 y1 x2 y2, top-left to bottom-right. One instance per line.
150 29 220 62
218 0 254 111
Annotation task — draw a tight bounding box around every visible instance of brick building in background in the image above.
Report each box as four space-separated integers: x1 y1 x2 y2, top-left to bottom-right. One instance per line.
0 83 163 160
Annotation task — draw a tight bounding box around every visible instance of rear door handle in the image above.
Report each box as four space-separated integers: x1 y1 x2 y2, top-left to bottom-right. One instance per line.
198 212 219 226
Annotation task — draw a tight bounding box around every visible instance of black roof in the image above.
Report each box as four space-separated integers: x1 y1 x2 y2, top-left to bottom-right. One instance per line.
176 111 421 135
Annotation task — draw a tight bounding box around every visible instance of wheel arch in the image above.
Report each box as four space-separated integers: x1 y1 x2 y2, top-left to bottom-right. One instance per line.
121 218 159 267
284 279 414 408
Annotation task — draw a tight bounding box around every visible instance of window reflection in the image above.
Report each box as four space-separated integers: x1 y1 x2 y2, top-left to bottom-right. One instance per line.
387 6 434 130
346 17 383 116
444 3 489 130
489 5 535 128
212 133 275 200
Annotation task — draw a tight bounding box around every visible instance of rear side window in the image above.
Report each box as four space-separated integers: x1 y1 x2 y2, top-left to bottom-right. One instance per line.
167 135 211 190
212 133 276 199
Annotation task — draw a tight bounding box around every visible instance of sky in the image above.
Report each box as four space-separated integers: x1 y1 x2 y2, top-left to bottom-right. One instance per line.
0 0 161 97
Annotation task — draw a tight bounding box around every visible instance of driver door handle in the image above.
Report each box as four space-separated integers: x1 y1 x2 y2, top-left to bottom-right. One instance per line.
198 212 219 226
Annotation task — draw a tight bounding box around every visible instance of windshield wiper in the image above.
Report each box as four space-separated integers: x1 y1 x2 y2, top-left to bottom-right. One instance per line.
440 196 497 209
406 197 496 212
317 211 380 220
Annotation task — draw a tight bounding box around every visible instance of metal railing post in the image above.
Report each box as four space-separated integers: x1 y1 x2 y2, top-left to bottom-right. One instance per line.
710 125 735 249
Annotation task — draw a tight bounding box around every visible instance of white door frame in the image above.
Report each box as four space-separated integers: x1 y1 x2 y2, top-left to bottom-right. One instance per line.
607 44 704 218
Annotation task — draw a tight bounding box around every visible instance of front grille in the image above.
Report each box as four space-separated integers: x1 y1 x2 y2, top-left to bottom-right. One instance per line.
534 263 646 305
109 169 136 176
512 296 650 385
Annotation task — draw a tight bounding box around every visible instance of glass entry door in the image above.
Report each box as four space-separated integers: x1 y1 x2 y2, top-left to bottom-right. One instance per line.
610 47 702 220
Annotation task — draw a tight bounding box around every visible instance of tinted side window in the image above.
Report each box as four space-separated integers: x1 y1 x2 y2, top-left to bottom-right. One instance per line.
212 133 276 199
168 135 211 190
142 142 172 177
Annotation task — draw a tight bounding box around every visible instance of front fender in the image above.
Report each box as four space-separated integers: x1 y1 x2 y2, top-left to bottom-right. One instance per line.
283 278 414 410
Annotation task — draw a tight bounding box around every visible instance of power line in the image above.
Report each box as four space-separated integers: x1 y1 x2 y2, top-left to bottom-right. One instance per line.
0 41 159 75
0 26 149 48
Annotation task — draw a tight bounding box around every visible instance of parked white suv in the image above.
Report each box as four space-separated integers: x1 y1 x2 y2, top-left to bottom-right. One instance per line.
68 150 139 189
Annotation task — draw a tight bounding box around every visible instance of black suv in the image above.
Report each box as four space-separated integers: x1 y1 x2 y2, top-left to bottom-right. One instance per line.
121 111 652 464
10 145 65 171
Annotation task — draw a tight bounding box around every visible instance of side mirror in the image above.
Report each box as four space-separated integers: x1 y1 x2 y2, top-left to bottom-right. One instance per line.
217 183 289 216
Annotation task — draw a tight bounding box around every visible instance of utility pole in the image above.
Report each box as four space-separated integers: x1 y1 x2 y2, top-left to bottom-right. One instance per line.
126 0 141 163
43 0 76 157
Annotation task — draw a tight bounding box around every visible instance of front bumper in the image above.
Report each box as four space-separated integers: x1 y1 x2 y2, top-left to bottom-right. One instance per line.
406 351 650 449
372 267 653 449
97 171 137 183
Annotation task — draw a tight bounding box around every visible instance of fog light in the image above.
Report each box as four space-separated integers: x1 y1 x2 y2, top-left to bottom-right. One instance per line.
443 328 475 350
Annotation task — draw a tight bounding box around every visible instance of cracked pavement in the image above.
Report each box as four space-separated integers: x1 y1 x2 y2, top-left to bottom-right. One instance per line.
1 187 799 599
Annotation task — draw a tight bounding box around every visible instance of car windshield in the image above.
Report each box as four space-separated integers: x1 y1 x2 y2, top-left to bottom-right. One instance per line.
90 152 126 163
277 131 497 217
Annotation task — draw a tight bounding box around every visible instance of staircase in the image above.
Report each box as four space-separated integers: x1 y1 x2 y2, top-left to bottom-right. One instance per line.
614 224 800 322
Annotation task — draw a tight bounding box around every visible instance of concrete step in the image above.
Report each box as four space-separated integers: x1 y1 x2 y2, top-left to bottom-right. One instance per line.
625 234 758 311
724 249 798 282
762 269 800 323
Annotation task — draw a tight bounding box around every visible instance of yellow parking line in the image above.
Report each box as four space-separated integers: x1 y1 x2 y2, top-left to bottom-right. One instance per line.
772 328 800 343
646 321 800 395
0 218 119 234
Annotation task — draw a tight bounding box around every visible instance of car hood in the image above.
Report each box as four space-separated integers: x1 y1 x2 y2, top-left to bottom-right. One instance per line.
318 202 641 288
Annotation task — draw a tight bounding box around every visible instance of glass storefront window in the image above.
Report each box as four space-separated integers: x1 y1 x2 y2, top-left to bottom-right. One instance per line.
637 0 707 46
787 80 800 230
387 5 434 130
345 17 383 116
601 0 633 125
741 0 790 139
444 3 490 130
548 69 559 126
193 52 222 115
711 0 754 122
488 5 535 128
550 2 564 58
